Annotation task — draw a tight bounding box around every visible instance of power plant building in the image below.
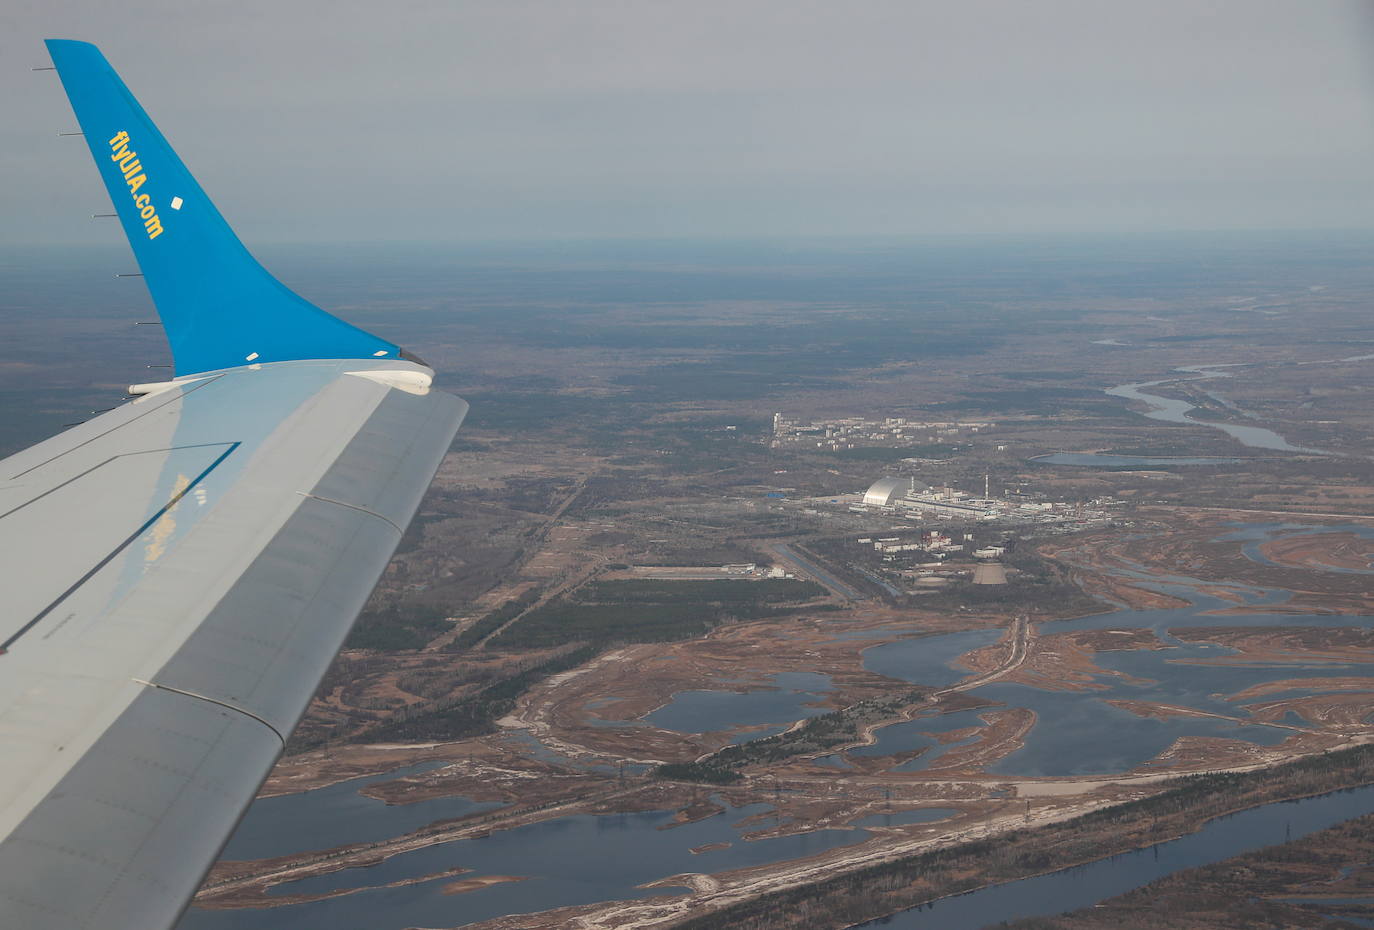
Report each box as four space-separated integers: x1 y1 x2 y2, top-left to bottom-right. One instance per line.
861 476 996 520
862 477 908 507
862 476 935 508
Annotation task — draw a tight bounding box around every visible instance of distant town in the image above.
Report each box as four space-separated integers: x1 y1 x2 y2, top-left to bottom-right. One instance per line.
770 411 995 452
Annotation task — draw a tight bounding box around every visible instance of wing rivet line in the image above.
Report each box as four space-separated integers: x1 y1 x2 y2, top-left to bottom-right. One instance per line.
296 491 404 535
130 678 285 748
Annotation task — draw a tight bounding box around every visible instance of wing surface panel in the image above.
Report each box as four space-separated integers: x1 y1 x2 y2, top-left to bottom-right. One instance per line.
0 376 218 497
0 361 380 660
0 686 282 930
149 496 402 735
151 382 465 733
309 374 464 528
0 442 235 643
0 360 466 929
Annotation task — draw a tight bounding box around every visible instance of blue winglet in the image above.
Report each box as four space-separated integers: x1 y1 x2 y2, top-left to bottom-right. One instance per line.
44 40 402 377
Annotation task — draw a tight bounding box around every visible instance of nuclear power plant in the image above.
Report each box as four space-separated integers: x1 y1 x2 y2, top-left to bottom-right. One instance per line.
765 459 1122 597
856 475 1109 528
860 474 1008 520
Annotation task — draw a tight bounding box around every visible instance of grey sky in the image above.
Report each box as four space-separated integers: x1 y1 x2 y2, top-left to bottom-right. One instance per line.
4 0 1374 243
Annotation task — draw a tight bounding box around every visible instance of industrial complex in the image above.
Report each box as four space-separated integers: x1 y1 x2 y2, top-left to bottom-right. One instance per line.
853 475 1114 527
750 472 1122 595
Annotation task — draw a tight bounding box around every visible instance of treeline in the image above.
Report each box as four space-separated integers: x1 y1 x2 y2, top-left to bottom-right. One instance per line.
493 602 717 649
580 579 825 604
489 579 826 650
670 745 1374 930
450 589 542 650
356 579 827 743
654 692 927 785
997 811 1374 930
710 692 926 770
653 762 743 785
359 645 599 744
344 602 453 651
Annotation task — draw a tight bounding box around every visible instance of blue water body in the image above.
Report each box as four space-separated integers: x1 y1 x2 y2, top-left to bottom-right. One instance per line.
816 706 1000 770
851 808 958 828
221 763 501 861
850 709 988 764
862 648 1299 779
978 684 1289 778
1032 453 1245 467
894 733 984 772
852 610 1325 777
855 545 1374 777
1220 522 1374 575
1065 604 1370 638
180 799 864 930
813 753 855 769
855 565 905 597
854 784 1374 929
862 630 1002 690
643 671 834 736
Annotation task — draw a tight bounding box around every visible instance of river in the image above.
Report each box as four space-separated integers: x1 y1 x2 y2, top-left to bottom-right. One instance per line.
181 796 869 930
1105 367 1328 454
853 784 1374 929
1032 452 1243 467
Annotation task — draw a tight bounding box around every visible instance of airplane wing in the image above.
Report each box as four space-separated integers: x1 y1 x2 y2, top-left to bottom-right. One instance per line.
0 41 466 929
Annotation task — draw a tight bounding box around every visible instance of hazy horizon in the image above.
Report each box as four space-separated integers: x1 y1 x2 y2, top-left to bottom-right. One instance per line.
5 1 1374 245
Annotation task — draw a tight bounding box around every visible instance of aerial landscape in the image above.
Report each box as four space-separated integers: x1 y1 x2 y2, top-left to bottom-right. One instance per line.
15 232 1368 930
5 2 1374 929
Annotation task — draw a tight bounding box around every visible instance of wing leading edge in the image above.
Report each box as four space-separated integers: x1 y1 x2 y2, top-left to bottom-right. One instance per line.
0 43 467 929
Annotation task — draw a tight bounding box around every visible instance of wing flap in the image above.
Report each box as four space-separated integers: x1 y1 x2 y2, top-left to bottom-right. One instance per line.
151 385 466 733
150 497 405 734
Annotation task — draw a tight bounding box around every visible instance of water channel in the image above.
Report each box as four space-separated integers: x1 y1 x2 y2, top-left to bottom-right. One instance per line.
1032 452 1244 467
181 797 869 930
1220 522 1374 575
642 671 835 744
853 784 1374 929
221 762 500 861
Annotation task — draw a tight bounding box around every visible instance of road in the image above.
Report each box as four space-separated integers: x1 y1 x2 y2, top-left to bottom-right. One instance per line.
769 542 866 601
941 614 1032 695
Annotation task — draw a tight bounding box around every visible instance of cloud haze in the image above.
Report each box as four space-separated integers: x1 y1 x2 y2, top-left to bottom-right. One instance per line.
4 0 1374 243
